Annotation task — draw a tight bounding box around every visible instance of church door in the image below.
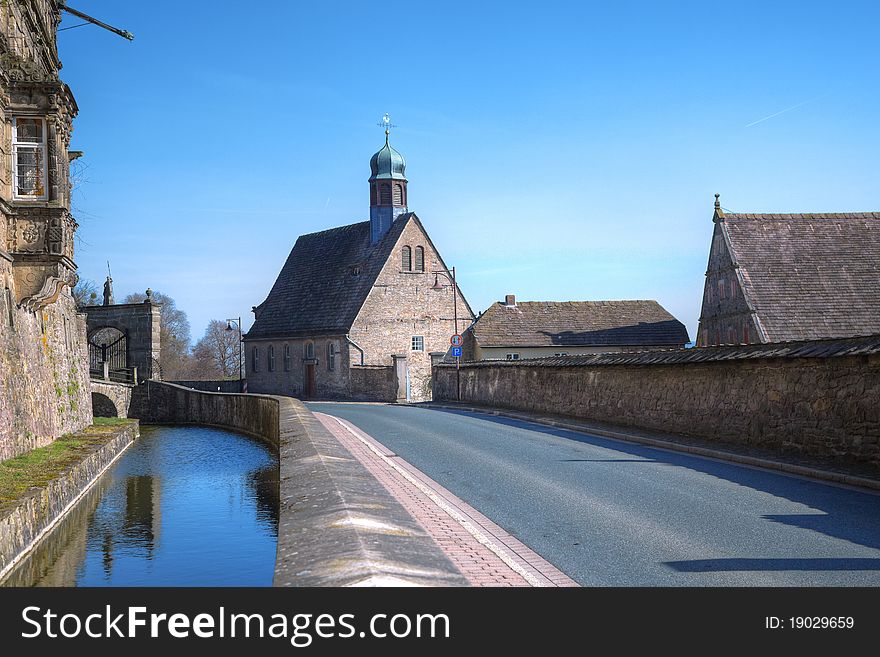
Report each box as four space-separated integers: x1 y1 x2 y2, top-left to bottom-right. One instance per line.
304 363 316 398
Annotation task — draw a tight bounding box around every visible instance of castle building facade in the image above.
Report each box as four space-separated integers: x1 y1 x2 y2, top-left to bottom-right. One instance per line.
244 128 473 402
0 1 92 460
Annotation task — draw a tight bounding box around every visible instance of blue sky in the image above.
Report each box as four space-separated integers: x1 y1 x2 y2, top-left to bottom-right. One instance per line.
59 1 879 343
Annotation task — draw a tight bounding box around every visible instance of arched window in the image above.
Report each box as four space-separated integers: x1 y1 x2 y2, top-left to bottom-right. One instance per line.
268 344 275 371
414 246 424 272
328 342 336 371
252 346 260 372
283 344 291 371
401 246 412 271
393 183 403 205
305 341 315 359
380 183 392 204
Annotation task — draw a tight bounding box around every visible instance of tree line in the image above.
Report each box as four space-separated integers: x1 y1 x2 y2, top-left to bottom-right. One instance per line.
73 279 241 382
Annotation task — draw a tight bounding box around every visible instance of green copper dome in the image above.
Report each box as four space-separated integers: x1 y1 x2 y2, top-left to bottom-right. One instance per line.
369 135 407 181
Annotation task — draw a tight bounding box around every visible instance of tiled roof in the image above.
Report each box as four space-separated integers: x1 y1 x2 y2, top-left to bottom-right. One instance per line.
722 212 880 342
245 214 413 339
470 300 689 348
440 333 880 368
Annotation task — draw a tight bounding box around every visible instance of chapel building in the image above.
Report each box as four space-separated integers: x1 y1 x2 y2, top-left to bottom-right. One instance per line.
244 126 473 401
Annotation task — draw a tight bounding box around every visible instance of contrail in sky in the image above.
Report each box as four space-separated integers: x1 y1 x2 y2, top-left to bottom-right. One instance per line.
744 97 822 128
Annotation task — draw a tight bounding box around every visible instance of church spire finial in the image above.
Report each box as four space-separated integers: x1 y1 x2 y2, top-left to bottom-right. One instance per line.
378 112 395 142
714 193 721 209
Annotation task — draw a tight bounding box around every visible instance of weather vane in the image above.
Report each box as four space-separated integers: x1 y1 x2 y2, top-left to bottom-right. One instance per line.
378 112 396 136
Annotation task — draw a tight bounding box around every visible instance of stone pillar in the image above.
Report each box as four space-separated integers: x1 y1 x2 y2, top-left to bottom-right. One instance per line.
392 354 408 402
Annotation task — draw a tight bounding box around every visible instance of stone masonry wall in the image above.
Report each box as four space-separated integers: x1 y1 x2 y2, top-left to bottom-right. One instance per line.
434 350 880 467
129 380 280 446
349 217 473 402
0 282 91 461
0 420 138 581
246 335 352 399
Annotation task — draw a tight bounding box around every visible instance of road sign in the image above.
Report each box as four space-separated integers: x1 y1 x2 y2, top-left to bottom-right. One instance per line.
450 334 463 347
451 346 462 358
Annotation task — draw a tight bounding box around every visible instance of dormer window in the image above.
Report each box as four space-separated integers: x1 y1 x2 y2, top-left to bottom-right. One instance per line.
12 117 48 200
351 265 362 277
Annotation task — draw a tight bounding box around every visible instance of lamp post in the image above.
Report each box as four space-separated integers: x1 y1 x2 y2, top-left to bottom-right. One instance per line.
225 317 243 392
431 266 460 401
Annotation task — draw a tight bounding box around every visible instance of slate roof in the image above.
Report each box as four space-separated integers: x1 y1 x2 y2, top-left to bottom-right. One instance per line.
470 300 690 348
245 214 413 339
721 212 880 342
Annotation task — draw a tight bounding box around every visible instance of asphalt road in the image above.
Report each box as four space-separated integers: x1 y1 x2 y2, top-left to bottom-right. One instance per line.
308 402 880 586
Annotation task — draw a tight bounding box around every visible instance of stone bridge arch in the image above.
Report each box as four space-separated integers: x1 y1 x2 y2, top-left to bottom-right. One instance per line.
90 381 133 418
83 299 161 382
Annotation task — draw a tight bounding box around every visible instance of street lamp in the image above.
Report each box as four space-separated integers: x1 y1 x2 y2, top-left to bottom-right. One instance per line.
431 266 461 401
225 317 243 392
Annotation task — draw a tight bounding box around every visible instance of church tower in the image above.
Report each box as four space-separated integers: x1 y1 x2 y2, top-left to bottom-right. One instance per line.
369 114 408 244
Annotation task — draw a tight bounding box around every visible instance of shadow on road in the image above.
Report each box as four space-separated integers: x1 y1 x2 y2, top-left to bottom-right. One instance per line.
665 558 880 572
421 407 880 554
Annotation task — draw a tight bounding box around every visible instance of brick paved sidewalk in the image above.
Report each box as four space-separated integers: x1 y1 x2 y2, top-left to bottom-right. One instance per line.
314 412 579 587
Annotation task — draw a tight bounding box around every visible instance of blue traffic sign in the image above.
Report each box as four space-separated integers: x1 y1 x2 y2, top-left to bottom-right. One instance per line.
451 346 462 358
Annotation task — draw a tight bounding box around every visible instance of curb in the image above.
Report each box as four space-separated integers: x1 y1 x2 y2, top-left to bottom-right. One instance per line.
423 403 880 493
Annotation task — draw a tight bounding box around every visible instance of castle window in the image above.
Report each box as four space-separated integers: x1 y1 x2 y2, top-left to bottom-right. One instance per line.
411 335 424 352
252 346 260 372
12 117 48 200
380 183 392 204
393 183 403 205
305 341 315 359
283 344 291 371
414 246 424 272
401 246 412 271
268 344 276 371
328 342 336 371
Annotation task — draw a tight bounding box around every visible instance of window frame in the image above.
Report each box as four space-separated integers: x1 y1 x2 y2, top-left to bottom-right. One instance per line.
411 335 424 352
414 246 424 272
268 344 276 372
283 343 291 372
401 245 412 272
305 341 315 360
12 117 49 201
252 345 260 372
328 342 336 371
506 353 520 361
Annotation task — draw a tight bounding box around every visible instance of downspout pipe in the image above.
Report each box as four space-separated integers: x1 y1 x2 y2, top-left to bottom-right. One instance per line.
346 335 365 366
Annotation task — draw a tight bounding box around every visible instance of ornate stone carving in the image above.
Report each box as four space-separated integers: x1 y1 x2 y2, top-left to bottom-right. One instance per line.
19 260 77 311
0 53 55 83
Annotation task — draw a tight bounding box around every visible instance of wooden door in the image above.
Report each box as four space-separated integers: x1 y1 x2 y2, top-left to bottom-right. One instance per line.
305 363 316 398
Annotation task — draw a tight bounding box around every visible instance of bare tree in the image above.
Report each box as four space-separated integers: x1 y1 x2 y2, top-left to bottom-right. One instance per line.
124 290 193 380
191 319 242 380
72 277 99 307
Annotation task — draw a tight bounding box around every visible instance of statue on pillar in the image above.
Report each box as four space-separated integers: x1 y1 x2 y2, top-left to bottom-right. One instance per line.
102 275 114 306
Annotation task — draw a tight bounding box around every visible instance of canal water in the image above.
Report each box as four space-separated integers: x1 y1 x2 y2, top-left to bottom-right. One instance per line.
3 425 278 587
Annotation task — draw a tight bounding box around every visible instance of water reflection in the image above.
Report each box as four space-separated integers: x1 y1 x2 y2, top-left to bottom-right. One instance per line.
3 425 278 587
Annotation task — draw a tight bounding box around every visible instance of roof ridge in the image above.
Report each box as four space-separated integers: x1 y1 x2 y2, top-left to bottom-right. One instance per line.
726 212 880 220
300 220 370 238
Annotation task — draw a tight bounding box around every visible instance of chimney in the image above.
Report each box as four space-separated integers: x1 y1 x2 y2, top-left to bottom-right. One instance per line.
504 294 516 307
